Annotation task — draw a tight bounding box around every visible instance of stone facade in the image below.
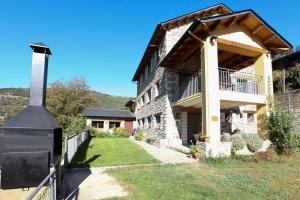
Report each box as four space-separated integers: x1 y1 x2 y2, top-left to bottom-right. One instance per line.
134 21 193 146
275 89 300 133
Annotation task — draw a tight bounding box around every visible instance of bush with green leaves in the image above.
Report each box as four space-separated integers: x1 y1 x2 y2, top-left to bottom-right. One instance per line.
146 134 159 144
290 133 300 150
268 110 294 154
63 115 86 136
190 145 205 155
242 133 263 153
287 65 300 89
231 134 246 153
222 133 232 142
134 130 145 141
113 127 129 138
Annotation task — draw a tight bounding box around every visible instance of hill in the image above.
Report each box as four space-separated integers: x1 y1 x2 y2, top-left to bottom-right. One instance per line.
0 88 132 125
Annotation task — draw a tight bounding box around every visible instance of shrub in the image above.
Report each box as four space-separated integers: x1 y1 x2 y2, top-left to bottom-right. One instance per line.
134 130 145 141
231 134 246 153
242 133 263 153
87 126 97 137
222 133 232 142
287 65 300 89
273 70 285 92
113 127 129 138
290 133 300 150
146 134 159 144
94 132 114 138
268 110 294 154
190 145 205 157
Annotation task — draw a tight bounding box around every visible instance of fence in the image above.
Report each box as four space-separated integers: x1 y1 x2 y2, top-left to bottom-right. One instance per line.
64 130 89 166
26 169 57 200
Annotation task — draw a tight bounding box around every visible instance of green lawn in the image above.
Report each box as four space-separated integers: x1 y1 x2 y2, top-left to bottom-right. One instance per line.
70 138 158 167
107 152 300 200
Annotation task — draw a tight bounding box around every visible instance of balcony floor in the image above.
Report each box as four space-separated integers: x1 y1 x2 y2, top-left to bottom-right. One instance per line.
172 91 266 109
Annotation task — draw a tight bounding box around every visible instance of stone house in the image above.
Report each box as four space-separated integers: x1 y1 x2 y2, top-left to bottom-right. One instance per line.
131 4 292 155
83 108 136 133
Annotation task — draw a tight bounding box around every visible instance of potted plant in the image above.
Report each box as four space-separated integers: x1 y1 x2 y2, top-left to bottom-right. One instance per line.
190 145 205 160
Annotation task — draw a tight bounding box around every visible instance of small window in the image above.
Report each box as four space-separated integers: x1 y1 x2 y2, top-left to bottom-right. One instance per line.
147 89 152 103
155 81 160 97
91 121 104 128
109 121 121 129
155 114 161 128
247 113 255 123
147 116 152 128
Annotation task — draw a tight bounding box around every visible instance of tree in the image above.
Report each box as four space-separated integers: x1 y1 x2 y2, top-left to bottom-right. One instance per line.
46 77 96 134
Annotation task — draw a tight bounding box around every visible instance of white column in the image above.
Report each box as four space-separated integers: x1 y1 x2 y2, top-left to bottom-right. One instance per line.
201 37 221 143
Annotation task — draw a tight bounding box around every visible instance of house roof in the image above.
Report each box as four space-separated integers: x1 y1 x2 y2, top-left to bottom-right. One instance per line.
160 9 293 69
132 3 232 81
82 108 136 119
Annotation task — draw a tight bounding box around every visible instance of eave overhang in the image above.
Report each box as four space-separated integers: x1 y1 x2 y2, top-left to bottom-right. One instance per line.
160 10 293 69
132 3 233 81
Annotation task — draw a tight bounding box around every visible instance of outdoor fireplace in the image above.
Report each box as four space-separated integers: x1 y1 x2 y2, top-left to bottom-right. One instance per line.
0 43 62 189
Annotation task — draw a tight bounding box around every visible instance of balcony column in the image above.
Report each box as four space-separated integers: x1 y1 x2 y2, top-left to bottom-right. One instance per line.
254 52 273 138
201 37 221 143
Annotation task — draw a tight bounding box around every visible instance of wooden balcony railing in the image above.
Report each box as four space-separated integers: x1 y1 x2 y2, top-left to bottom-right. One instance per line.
175 68 263 101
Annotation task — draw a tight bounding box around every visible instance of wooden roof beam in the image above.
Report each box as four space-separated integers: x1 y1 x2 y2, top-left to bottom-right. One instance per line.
251 24 264 35
210 20 221 31
183 44 201 61
237 14 250 25
263 34 276 44
224 17 236 27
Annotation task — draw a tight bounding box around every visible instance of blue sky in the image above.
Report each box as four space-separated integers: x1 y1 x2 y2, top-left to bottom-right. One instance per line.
0 0 299 97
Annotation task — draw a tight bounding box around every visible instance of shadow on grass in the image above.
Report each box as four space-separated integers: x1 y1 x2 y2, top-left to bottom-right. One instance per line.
69 138 101 168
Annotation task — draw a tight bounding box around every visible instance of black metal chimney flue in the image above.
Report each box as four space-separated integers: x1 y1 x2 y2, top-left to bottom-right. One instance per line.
0 43 62 190
29 42 52 106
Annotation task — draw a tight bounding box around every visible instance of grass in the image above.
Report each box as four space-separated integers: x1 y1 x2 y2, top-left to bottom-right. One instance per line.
69 138 158 167
106 151 300 200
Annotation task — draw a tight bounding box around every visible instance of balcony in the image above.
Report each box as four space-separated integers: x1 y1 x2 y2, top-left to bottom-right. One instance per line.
175 68 263 102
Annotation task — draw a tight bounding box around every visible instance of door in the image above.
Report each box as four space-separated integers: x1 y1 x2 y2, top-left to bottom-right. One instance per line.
124 121 133 134
187 113 201 145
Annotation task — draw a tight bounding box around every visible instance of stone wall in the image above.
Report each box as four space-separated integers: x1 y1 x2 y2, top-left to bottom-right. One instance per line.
135 21 193 146
275 89 300 133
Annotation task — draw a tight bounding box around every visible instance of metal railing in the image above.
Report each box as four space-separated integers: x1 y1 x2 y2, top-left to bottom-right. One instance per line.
26 169 56 200
219 68 263 95
176 68 263 101
64 130 89 166
178 73 201 100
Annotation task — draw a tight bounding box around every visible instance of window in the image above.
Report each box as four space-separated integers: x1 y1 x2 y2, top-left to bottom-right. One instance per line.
91 121 104 128
147 89 152 103
147 116 152 128
109 121 121 129
155 81 160 97
247 113 255 123
155 114 161 128
140 97 144 107
142 95 146 105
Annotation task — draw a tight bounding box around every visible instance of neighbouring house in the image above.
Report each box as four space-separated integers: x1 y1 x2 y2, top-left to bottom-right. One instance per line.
131 4 292 155
83 108 136 133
